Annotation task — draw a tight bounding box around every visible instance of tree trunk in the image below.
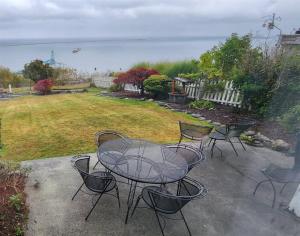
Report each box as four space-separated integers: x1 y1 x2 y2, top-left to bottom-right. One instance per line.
140 84 144 96
288 184 300 217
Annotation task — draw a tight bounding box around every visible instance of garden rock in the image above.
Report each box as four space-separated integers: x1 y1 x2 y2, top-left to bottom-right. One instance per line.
244 130 256 136
255 132 272 143
272 139 290 152
147 99 154 102
191 114 201 118
212 122 221 126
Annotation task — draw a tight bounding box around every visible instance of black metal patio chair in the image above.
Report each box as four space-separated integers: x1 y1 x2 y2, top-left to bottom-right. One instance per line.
253 133 300 208
178 121 213 150
93 130 129 170
165 144 205 172
72 156 120 220
209 120 255 157
131 176 207 236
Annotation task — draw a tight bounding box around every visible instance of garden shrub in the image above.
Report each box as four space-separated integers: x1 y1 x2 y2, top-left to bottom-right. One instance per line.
109 83 123 92
144 75 169 98
189 100 215 110
33 79 53 95
203 80 226 92
132 60 198 78
280 105 300 132
113 67 159 95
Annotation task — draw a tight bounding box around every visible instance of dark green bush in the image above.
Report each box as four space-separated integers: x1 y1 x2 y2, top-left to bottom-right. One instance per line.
144 75 169 98
189 100 215 110
280 105 300 132
109 84 123 92
203 80 226 92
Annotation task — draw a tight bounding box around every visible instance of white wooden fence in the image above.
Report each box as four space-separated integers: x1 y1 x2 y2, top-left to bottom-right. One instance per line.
92 73 114 88
92 73 242 107
182 80 242 107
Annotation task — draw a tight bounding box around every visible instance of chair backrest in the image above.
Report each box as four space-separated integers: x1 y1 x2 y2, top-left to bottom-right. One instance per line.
96 130 130 156
74 156 113 192
74 156 90 180
166 145 205 171
179 121 213 139
146 177 206 214
226 121 255 137
95 130 128 147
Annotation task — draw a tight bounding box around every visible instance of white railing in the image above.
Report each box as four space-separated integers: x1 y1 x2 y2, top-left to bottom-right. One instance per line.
92 74 242 108
184 80 242 107
124 84 140 92
92 73 114 88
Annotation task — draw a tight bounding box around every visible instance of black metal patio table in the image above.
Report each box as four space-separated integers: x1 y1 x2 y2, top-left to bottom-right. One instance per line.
97 138 188 224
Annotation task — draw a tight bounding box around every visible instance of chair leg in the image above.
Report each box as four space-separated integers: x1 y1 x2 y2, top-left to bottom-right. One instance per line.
85 192 104 221
280 183 288 194
270 180 277 208
253 179 270 196
180 209 192 236
199 140 203 151
178 135 183 148
116 186 121 208
208 138 213 147
238 137 246 151
228 139 238 156
211 139 216 158
93 160 100 170
153 210 165 236
72 182 84 200
131 195 142 217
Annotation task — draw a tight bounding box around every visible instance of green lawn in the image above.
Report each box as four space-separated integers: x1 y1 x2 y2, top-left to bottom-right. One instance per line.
0 91 208 161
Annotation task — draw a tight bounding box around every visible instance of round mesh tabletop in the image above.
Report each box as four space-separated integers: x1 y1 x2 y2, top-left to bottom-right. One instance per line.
97 138 188 184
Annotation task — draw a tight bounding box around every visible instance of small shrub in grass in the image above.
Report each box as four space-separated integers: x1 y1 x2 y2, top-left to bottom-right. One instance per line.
189 100 215 110
144 75 170 98
15 226 24 236
109 83 123 92
280 105 300 132
33 79 53 95
9 194 23 212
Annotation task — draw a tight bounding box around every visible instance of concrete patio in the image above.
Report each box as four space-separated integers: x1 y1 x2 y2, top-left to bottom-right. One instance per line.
22 142 300 236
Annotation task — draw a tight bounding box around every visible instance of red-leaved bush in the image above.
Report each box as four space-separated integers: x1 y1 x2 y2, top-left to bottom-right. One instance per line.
113 67 159 95
33 79 53 95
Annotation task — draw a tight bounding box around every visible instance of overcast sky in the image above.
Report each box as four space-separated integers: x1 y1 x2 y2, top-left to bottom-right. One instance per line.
0 0 299 39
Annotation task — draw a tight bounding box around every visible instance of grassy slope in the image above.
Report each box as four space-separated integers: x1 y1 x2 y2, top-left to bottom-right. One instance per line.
0 91 208 162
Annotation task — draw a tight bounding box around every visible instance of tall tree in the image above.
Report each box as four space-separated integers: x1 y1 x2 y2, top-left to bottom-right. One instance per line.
23 60 54 83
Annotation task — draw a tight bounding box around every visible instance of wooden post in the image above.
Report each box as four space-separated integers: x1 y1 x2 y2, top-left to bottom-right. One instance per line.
172 80 175 95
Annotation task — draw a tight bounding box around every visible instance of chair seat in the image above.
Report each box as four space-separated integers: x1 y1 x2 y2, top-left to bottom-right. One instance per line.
100 151 128 165
142 186 176 212
86 171 117 193
182 129 206 140
262 164 300 183
209 131 226 140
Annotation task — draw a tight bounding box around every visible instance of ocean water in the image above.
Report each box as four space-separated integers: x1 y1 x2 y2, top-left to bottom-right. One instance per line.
0 37 226 73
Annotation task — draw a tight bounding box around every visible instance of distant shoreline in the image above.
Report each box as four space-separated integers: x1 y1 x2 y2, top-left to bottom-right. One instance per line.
0 35 273 47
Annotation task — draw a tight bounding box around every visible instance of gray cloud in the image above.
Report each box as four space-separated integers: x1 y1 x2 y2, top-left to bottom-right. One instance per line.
0 0 298 38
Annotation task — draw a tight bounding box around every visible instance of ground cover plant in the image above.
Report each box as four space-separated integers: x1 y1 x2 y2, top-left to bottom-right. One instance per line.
0 161 28 236
0 90 207 162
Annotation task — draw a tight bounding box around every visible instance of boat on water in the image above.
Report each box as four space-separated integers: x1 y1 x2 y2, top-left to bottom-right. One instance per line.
72 48 81 53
